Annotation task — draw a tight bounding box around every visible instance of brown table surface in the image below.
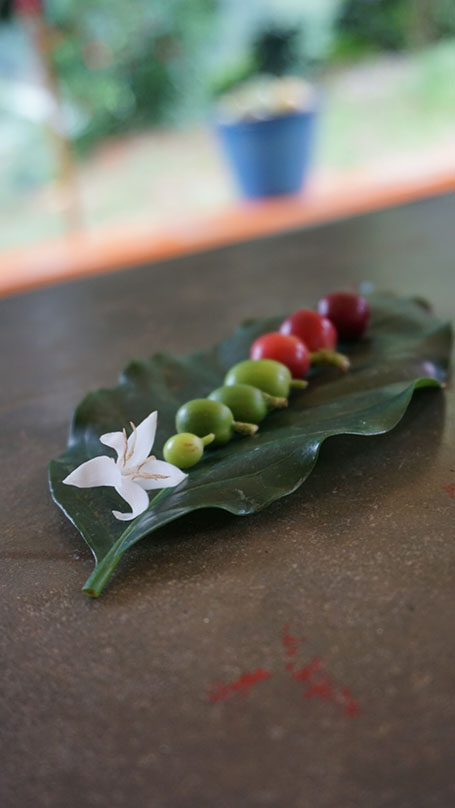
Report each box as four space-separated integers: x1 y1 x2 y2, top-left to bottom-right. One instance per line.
1 193 454 808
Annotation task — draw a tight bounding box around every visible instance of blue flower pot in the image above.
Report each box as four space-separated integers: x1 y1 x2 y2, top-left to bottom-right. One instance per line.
216 108 317 199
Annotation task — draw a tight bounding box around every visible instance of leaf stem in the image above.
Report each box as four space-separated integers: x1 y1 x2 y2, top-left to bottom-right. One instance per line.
82 487 171 597
82 539 126 598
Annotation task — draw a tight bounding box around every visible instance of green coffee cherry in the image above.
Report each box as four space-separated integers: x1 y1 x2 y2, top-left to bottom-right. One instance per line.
163 432 215 469
224 359 307 398
175 398 258 446
208 383 287 424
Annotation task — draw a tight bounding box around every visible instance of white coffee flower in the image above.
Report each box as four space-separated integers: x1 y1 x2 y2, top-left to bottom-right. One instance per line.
63 411 186 521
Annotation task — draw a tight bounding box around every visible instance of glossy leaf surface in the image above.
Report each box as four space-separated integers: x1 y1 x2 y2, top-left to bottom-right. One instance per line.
49 294 451 596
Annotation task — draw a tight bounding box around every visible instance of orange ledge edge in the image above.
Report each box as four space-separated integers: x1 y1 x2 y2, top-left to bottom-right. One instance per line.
1 172 453 298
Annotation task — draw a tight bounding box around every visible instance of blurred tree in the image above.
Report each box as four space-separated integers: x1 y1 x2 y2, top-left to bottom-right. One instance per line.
336 0 455 55
3 0 452 152
41 0 216 150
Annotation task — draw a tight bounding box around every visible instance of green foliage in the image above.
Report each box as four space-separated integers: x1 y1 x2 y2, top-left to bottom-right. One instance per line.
210 55 256 97
49 294 451 597
253 26 301 75
7 0 452 150
45 0 216 150
335 0 455 56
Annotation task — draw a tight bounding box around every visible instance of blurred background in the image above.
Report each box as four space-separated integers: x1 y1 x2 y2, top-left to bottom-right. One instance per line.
0 0 454 292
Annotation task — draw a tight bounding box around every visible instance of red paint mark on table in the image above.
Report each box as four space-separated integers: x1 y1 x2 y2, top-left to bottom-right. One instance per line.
290 655 361 717
290 655 323 682
209 668 273 704
443 483 455 499
336 687 362 718
209 622 361 718
281 622 306 662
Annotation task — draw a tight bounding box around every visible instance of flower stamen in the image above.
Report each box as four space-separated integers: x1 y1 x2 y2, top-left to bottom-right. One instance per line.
127 421 137 461
122 427 128 466
131 471 169 481
136 455 156 472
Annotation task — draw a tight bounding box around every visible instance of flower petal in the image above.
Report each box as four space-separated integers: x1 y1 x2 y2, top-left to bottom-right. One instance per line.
133 458 187 491
63 456 121 488
125 411 157 468
99 430 126 462
112 477 150 521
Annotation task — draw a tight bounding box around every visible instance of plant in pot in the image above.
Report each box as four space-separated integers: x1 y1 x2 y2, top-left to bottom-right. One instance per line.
215 26 318 200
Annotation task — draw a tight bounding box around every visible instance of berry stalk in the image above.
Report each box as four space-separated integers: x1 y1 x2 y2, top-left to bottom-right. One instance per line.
232 421 259 436
310 349 350 372
262 392 288 410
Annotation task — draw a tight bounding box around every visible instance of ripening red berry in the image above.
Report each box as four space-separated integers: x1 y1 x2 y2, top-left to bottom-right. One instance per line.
317 292 370 340
250 332 310 378
280 308 338 351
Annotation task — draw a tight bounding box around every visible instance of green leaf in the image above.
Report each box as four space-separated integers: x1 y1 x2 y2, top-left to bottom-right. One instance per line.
49 293 452 597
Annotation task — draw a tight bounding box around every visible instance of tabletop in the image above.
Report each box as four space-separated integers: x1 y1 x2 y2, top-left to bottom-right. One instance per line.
1 192 454 808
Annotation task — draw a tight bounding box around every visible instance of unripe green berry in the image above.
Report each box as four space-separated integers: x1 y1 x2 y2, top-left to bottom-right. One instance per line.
176 398 258 446
224 359 306 398
208 383 287 424
163 432 214 469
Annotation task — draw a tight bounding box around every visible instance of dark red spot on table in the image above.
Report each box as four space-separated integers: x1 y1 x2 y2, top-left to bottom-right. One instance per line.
209 668 273 704
289 655 360 718
281 622 306 659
